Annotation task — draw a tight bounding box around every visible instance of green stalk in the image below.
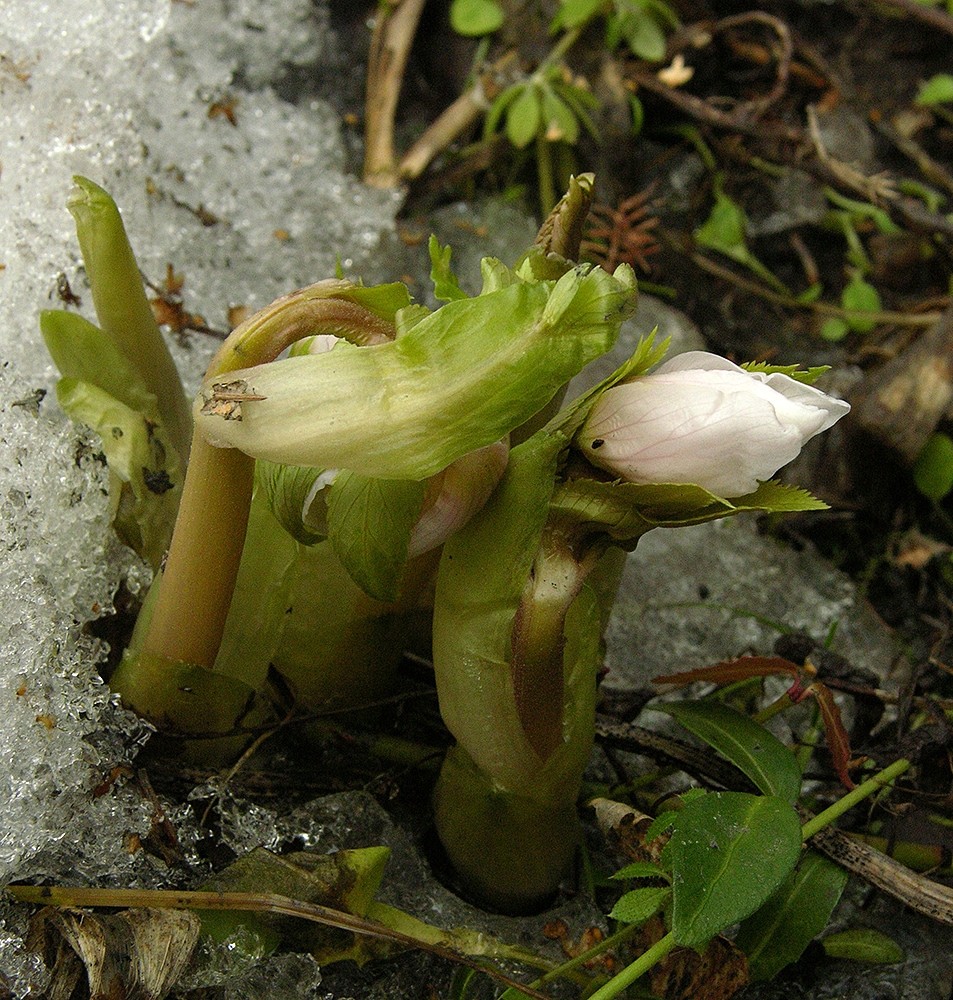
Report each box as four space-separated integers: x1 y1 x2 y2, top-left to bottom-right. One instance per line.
68 176 192 466
116 286 398 722
585 931 677 1000
801 758 911 841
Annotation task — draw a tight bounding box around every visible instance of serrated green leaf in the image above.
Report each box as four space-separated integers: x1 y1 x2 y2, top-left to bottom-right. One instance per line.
450 0 504 36
669 791 803 950
735 849 848 980
646 810 678 842
821 928 905 963
740 360 830 385
915 73 953 107
327 472 428 601
732 479 829 512
660 701 802 802
611 861 670 880
506 85 543 148
610 886 672 924
429 235 468 302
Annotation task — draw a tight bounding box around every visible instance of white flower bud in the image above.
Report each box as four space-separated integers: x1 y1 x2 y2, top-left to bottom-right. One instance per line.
577 351 850 497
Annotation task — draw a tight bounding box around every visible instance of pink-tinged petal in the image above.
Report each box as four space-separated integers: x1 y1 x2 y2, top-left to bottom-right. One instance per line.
577 354 850 497
407 438 509 557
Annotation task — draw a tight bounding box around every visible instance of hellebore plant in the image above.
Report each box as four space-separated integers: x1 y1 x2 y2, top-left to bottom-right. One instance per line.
42 174 850 915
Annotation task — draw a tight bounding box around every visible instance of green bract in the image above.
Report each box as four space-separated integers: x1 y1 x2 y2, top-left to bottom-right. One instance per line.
194 258 637 479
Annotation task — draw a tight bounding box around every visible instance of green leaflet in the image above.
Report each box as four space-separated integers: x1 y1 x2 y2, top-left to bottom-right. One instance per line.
667 791 803 951
194 262 637 479
735 849 848 980
327 472 428 602
67 176 191 465
429 235 468 302
610 886 672 925
55 378 180 570
660 701 803 802
41 309 184 569
821 928 905 963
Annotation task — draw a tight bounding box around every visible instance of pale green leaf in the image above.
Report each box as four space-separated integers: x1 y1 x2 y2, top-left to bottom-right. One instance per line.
327 472 428 601
841 273 882 333
914 432 953 501
67 176 191 464
660 701 802 802
506 85 542 148
820 317 850 342
200 846 392 965
195 261 636 479
429 235 468 302
255 460 328 544
540 88 579 144
56 378 180 569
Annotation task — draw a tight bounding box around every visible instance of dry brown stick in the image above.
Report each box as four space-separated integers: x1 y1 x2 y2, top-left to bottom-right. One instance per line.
6 886 555 1000
364 0 427 187
865 0 953 37
398 51 517 182
711 11 793 119
810 826 953 924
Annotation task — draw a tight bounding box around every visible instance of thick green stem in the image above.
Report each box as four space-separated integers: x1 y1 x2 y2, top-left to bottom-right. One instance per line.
125 288 397 718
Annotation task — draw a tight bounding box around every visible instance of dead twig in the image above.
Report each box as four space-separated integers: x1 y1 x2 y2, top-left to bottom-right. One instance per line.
364 0 427 187
7 885 556 1000
711 12 794 120
862 0 953 38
